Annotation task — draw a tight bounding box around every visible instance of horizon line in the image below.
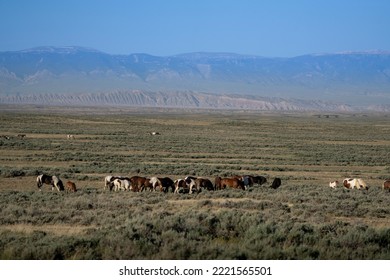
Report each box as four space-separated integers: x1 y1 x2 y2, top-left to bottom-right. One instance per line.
1 45 390 58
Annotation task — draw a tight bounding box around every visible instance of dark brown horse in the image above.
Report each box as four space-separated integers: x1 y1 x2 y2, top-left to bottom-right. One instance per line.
196 178 214 191
270 178 282 189
252 175 267 186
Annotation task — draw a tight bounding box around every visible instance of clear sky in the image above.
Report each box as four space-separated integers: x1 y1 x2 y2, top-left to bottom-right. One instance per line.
0 0 389 57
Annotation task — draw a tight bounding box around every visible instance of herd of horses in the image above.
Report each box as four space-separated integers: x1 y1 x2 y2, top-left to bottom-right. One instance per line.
36 174 77 192
329 178 390 191
36 173 390 193
35 173 280 193
103 174 281 193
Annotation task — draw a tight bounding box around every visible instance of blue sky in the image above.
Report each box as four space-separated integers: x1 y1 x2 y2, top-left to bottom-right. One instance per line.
0 0 389 57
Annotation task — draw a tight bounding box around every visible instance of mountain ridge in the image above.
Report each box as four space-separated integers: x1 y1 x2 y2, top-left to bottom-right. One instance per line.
0 90 356 112
1 46 390 111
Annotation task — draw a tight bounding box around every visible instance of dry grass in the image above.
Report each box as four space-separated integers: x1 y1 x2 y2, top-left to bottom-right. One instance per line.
0 106 389 259
1 224 94 236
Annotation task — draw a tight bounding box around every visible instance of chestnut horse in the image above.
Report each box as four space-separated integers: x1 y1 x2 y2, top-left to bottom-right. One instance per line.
214 176 245 190
130 176 152 192
66 181 77 192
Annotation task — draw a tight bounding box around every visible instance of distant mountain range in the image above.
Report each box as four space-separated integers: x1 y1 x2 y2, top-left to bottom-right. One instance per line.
1 46 390 111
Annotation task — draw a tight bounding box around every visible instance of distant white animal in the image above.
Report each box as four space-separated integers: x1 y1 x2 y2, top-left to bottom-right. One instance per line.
150 132 160 135
329 181 338 189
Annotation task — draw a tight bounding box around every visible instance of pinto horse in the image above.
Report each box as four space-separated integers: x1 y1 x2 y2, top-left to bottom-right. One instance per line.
36 174 64 191
174 179 190 194
187 177 214 193
150 176 175 192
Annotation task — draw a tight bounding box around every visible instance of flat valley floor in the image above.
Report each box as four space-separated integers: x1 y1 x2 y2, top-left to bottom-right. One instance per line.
0 105 389 259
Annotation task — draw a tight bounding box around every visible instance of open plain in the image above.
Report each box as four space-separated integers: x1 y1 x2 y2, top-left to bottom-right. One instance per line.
0 105 389 259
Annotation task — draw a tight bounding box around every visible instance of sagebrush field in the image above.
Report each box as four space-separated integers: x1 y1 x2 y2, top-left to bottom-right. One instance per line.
0 106 389 259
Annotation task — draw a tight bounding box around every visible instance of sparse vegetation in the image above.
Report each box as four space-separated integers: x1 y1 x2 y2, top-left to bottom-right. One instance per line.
0 106 389 259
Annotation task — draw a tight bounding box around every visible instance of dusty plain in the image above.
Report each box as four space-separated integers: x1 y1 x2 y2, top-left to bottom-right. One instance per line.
0 105 389 259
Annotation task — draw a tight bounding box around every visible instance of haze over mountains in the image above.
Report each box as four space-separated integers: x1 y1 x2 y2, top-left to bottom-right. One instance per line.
1 46 390 111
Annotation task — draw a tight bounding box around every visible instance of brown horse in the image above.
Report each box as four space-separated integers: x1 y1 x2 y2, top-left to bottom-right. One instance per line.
66 181 77 192
215 176 245 190
129 176 152 192
196 178 214 191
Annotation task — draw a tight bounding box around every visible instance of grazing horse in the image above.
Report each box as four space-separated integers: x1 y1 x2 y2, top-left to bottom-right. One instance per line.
36 174 64 191
150 177 162 191
104 175 114 190
383 180 390 191
343 178 368 190
343 178 358 189
357 178 369 190
233 175 253 189
252 176 267 186
66 181 77 192
130 176 151 192
150 176 175 192
112 178 131 191
215 176 245 190
196 178 214 191
192 177 214 193
183 176 214 194
174 179 190 194
270 178 282 189
104 175 128 191
160 177 175 192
